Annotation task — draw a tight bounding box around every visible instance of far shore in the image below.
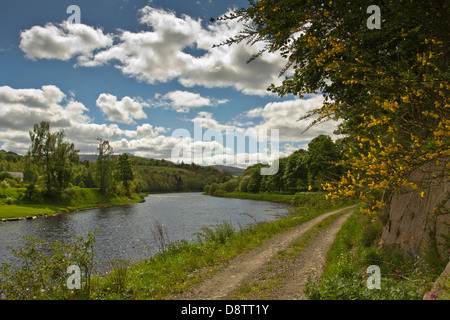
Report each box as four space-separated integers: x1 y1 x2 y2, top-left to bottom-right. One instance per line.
0 191 147 221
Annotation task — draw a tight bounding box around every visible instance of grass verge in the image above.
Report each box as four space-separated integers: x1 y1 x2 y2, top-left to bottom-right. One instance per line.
222 192 325 205
304 208 448 300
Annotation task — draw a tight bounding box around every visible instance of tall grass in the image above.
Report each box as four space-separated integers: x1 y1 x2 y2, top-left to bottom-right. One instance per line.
305 208 446 300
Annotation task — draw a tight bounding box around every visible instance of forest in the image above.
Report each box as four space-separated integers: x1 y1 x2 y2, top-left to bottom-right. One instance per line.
204 134 343 196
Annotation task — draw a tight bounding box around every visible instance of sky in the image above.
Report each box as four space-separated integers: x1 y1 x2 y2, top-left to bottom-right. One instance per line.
0 0 338 168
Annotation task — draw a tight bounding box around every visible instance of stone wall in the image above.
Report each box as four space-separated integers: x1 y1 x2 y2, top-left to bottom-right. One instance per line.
379 160 450 260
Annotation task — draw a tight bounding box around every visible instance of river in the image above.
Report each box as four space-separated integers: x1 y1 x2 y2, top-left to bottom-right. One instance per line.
0 193 290 272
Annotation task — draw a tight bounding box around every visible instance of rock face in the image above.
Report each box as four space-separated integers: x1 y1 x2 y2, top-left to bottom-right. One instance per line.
380 160 450 260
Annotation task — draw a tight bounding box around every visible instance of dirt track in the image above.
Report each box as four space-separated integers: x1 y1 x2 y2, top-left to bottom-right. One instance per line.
176 206 354 300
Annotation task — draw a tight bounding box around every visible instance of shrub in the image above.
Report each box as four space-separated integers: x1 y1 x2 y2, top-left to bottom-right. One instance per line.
0 229 98 300
209 183 220 195
213 189 225 197
23 183 43 202
0 180 10 191
223 179 239 192
195 220 235 245
306 210 438 300
0 172 14 182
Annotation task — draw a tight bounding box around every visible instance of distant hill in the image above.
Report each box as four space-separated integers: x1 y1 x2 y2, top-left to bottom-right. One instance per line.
79 154 98 162
0 149 20 156
208 165 245 176
79 154 245 176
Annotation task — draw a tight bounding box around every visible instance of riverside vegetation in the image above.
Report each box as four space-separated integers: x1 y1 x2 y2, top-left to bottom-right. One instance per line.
0 194 445 300
0 193 347 299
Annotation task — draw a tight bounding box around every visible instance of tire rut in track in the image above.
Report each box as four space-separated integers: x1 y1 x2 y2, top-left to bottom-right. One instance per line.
176 206 355 300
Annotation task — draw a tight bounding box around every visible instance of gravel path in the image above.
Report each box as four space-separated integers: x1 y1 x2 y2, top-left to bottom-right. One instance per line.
271 212 352 299
176 206 355 300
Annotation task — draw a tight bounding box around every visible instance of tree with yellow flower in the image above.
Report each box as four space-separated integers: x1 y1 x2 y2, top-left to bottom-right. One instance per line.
217 0 449 214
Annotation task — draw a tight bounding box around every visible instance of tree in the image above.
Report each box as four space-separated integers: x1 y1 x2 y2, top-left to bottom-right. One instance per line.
116 153 134 196
27 121 79 197
265 157 287 192
220 0 449 213
283 151 308 192
238 175 251 193
174 175 183 192
306 135 341 190
247 169 262 193
95 138 114 194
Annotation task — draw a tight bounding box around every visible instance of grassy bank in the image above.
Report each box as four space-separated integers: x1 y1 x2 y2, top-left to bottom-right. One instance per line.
305 208 448 300
0 187 144 220
221 191 325 204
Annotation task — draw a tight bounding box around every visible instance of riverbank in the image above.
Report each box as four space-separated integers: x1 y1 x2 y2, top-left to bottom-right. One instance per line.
220 192 325 204
0 192 355 300
221 192 296 203
0 187 145 221
86 196 356 299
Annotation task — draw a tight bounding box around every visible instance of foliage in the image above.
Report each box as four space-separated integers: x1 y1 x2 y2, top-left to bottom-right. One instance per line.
220 0 450 214
0 150 23 172
116 153 134 195
129 157 223 193
204 136 342 195
306 135 342 189
305 210 442 300
247 169 262 193
195 220 235 245
27 121 79 198
283 150 307 192
95 138 115 194
0 230 98 300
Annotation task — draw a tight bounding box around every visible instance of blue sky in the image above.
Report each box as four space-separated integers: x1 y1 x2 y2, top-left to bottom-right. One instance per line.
0 0 337 167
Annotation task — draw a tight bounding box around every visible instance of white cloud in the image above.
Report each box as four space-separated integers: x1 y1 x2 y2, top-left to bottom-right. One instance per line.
0 85 94 153
111 135 183 160
0 85 158 155
157 90 228 113
122 123 168 139
0 85 74 131
72 6 286 96
18 6 288 96
96 93 148 124
191 111 237 132
188 95 338 143
249 96 339 143
19 21 113 62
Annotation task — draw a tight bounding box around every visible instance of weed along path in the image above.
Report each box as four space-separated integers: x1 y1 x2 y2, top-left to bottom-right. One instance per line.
176 206 355 300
